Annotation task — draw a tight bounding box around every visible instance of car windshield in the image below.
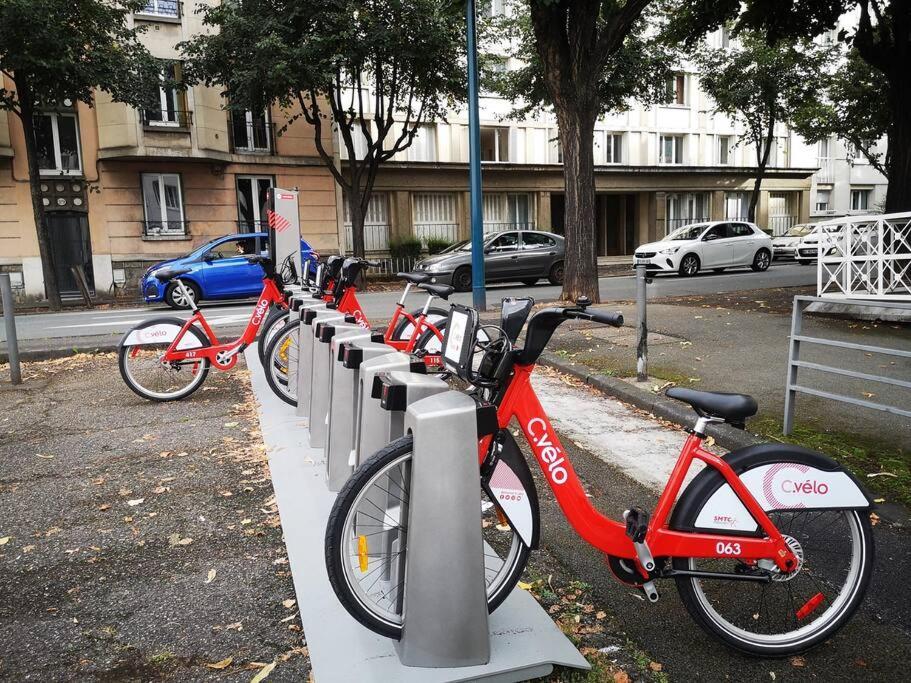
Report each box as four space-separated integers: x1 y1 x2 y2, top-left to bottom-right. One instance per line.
441 240 471 253
785 225 812 237
663 224 708 241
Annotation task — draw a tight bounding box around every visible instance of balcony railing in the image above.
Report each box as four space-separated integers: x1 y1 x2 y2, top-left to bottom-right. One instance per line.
138 0 181 19
768 214 798 236
143 220 189 238
483 221 536 233
141 109 193 129
238 219 269 233
345 223 390 253
816 157 835 184
228 113 275 154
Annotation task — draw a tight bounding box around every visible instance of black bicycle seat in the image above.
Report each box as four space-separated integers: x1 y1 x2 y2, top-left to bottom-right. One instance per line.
154 267 191 282
419 283 455 300
666 387 758 421
398 272 431 285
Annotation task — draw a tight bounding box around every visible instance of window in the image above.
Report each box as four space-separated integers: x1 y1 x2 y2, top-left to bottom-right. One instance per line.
36 111 82 175
850 189 871 211
206 237 258 260
480 0 506 17
815 189 831 213
604 133 622 164
231 110 272 153
665 73 686 105
720 26 730 48
725 192 749 220
717 135 731 165
729 223 755 237
480 126 509 162
703 224 727 240
521 232 556 249
236 176 274 232
407 124 437 162
483 192 535 229
144 63 189 127
142 173 186 236
817 138 831 159
666 192 709 232
549 130 563 164
659 135 685 164
139 0 179 18
488 232 519 252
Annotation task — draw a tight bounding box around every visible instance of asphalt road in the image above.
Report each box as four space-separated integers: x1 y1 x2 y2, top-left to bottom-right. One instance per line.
6 262 813 344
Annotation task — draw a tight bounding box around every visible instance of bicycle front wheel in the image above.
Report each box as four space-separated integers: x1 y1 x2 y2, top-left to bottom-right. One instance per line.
263 319 299 406
258 306 290 368
324 435 530 639
118 320 211 402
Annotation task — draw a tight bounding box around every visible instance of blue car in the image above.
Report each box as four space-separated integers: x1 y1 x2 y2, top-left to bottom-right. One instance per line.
141 232 318 309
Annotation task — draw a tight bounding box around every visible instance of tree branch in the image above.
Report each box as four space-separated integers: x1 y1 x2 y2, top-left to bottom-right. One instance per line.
298 90 347 189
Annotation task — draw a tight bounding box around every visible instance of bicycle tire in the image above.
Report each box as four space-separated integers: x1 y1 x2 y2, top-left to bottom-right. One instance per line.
258 306 291 367
263 319 300 407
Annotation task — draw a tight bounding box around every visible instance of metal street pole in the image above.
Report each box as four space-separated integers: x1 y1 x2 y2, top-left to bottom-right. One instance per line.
636 264 647 382
466 0 486 311
1 273 22 385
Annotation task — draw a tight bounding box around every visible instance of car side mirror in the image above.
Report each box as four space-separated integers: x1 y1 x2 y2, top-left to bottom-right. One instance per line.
484 247 493 254
203 252 215 261
703 234 719 241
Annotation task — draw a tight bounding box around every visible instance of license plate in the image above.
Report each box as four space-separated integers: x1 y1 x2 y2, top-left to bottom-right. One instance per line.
635 258 650 264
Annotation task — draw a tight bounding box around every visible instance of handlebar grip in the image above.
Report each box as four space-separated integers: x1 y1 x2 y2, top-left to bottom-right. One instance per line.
574 309 624 327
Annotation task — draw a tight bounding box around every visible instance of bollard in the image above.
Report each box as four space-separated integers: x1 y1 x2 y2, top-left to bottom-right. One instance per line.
636 264 648 383
1 273 22 385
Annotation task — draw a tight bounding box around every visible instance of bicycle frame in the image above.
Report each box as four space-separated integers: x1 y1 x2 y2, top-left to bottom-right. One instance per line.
383 287 445 363
159 277 287 371
482 364 799 572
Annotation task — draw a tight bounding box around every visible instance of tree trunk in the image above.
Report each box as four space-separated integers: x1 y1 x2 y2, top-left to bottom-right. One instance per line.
748 120 776 224
555 105 599 303
884 77 911 213
18 93 63 310
346 179 367 257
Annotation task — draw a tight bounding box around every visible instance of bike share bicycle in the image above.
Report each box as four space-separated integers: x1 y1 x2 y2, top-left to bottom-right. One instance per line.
262 257 452 406
324 296 874 656
118 254 297 401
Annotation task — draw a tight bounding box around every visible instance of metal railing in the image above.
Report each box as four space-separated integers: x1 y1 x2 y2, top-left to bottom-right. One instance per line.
414 222 459 245
238 219 269 233
143 220 189 238
364 255 421 278
141 109 193 128
228 113 275 154
784 295 911 434
483 221 536 233
138 0 180 18
768 215 798 236
816 212 911 300
345 223 390 253
815 158 835 184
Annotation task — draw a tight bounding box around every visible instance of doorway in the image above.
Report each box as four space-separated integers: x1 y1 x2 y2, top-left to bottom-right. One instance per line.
236 175 274 232
47 212 94 294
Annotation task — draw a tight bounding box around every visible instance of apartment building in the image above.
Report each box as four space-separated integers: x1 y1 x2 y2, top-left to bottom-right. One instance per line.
340 26 817 257
0 0 340 299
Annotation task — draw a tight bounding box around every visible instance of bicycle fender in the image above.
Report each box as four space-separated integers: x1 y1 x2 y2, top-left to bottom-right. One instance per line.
119 317 206 351
481 430 540 549
671 443 873 535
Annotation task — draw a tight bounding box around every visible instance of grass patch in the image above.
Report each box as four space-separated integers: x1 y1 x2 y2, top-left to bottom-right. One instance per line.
751 416 910 506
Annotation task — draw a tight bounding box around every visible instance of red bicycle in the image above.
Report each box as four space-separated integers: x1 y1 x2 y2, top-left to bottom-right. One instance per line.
118 255 289 401
325 298 874 655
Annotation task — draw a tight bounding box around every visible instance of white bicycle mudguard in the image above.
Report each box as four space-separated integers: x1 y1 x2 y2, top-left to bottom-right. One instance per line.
482 431 540 549
122 322 203 350
694 462 870 533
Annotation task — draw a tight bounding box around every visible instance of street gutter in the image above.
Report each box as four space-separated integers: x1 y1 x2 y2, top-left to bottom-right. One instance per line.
0 342 120 364
540 351 762 452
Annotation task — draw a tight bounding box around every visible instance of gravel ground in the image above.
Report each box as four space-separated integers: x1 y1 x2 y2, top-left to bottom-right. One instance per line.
0 354 308 681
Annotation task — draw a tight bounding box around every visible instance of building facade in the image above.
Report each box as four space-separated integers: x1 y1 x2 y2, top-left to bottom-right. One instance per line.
0 1 340 299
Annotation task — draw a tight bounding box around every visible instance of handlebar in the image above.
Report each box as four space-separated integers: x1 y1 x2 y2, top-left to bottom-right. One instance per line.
566 309 624 327
517 303 624 366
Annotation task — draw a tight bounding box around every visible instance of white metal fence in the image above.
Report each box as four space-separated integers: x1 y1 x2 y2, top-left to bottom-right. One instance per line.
817 212 911 301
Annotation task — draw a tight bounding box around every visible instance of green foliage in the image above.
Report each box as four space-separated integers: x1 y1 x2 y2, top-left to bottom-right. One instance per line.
424 237 452 255
388 235 423 259
0 0 159 114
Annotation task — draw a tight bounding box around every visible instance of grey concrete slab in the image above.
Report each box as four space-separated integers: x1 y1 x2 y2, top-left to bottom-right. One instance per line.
245 346 590 683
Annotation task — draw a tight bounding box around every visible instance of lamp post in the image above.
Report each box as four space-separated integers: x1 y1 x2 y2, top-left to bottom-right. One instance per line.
466 0 486 311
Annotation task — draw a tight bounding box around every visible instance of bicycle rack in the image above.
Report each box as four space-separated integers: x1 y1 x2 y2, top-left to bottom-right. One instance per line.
394 390 492 667
351 351 413 462
292 300 329 420
309 320 365 448
325 339 393 491
302 309 346 432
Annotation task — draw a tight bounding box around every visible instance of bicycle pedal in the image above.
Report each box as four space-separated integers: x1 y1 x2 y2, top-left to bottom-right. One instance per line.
623 506 649 543
642 580 660 603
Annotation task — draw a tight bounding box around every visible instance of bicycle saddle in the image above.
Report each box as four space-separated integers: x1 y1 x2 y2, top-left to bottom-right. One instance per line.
154 267 191 282
397 271 431 285
666 387 758 421
419 283 455 300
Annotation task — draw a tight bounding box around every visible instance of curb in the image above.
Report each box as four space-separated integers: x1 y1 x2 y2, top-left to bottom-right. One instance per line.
540 352 761 452
0 343 120 364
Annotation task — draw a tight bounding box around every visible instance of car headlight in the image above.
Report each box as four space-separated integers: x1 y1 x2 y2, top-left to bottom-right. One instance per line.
659 246 680 255
423 262 447 273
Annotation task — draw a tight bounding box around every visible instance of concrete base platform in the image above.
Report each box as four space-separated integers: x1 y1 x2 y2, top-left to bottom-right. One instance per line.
244 346 590 682
807 300 911 322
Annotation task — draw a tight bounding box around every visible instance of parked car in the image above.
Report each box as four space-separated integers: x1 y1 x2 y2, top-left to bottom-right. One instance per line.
413 230 565 292
795 223 844 265
771 224 814 259
633 220 772 276
141 232 318 309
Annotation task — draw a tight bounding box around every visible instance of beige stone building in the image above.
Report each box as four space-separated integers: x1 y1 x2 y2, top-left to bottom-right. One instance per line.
0 1 340 299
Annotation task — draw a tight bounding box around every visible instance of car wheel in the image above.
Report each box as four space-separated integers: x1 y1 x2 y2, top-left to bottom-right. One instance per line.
751 248 772 272
548 261 565 286
713 268 725 273
165 281 200 309
452 266 472 293
521 278 539 286
678 254 700 277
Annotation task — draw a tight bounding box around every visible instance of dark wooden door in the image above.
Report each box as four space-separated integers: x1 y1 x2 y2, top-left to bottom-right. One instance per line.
47 212 94 294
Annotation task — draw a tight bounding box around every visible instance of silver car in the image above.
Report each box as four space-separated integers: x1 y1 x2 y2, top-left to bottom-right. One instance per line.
413 230 565 292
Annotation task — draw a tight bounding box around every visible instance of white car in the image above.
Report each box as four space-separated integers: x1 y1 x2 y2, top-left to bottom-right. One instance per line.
795 224 844 265
634 221 773 276
772 224 814 259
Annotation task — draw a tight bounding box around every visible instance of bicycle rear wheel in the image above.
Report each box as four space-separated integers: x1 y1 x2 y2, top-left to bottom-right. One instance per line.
118 320 211 402
258 306 290 368
263 319 299 406
324 435 530 639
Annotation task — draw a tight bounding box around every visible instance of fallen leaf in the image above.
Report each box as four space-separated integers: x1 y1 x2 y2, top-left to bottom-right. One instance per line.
206 657 233 670
517 581 533 590
152 486 168 495
126 499 144 507
35 453 54 459
873 498 885 503
178 537 194 546
282 599 296 609
205 569 217 584
224 422 239 428
250 661 276 683
595 610 606 619
861 391 876 399
612 672 631 683
97 504 111 511
649 662 663 672
0 536 10 545
870 512 880 527
790 656 806 668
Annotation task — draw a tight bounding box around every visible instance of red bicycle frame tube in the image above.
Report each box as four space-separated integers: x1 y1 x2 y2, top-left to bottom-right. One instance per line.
383 305 444 353
484 364 798 570
162 277 286 371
